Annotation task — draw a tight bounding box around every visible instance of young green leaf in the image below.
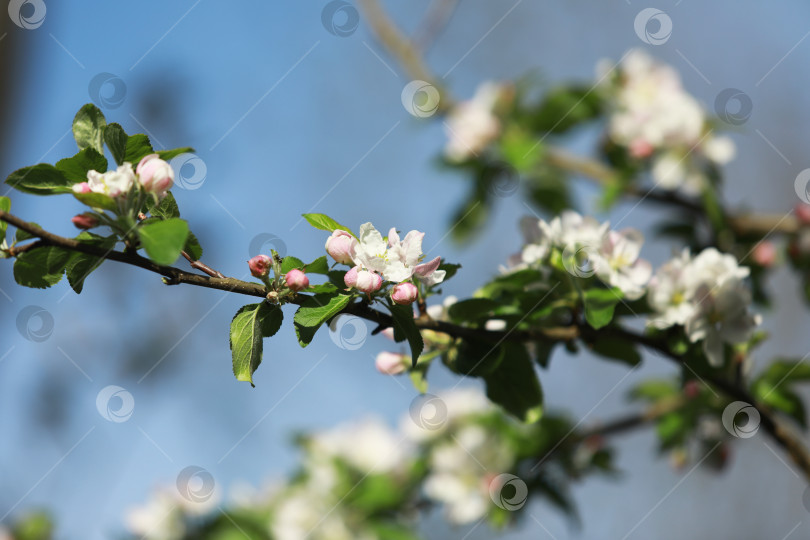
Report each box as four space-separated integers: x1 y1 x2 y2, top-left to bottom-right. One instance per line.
230 302 283 385
13 246 73 289
0 196 10 240
589 334 642 367
484 342 543 422
305 255 329 275
55 148 108 183
293 293 353 347
184 231 203 261
73 104 106 154
65 234 117 294
5 164 73 195
157 147 194 161
583 288 622 329
148 191 181 220
72 191 118 212
388 303 424 367
104 123 129 165
280 256 305 273
302 213 354 236
123 133 155 165
136 218 189 265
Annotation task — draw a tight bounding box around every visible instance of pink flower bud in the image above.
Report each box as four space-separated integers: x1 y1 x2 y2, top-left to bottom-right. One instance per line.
285 268 309 292
391 282 418 305
72 182 92 194
355 269 382 294
344 266 359 288
796 204 810 225
375 351 407 375
752 241 777 267
248 255 272 278
71 213 98 229
137 154 174 196
629 139 654 159
325 230 356 265
683 380 700 399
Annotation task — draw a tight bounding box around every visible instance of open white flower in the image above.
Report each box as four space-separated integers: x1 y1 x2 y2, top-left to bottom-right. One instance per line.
74 163 136 198
592 229 652 300
444 81 504 162
422 425 515 524
647 249 696 328
603 49 736 194
351 222 445 286
540 210 610 249
648 248 760 366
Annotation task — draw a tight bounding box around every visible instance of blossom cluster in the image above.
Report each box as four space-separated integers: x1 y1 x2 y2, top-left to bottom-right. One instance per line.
600 49 735 194
443 82 512 162
508 211 760 365
73 154 174 201
647 248 761 366
326 223 446 304
510 210 652 300
69 154 176 230
124 388 534 540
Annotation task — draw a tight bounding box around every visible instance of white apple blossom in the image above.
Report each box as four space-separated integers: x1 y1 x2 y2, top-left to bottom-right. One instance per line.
647 249 695 329
602 49 736 194
308 418 409 474
351 222 445 286
423 424 515 524
444 81 506 162
591 229 652 300
73 163 136 198
647 248 761 366
508 212 651 298
125 488 186 540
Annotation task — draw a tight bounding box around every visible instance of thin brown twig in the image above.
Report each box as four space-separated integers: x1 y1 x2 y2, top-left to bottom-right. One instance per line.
4 208 810 482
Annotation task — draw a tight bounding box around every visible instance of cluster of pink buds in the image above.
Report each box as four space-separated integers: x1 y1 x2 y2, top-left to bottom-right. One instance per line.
248 254 309 294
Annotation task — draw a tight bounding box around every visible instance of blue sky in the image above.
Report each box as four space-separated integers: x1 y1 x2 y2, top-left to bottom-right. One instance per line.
2 1 810 538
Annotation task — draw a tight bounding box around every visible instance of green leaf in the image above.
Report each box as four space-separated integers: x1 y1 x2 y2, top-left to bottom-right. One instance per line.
589 334 642 366
0 196 11 240
230 303 283 385
72 191 117 211
157 147 194 161
530 85 603 134
484 342 543 422
305 255 329 274
73 104 106 154
448 337 505 377
388 303 424 367
104 123 129 165
5 164 73 195
583 288 622 330
15 224 39 243
301 213 354 236
13 246 72 288
306 282 338 294
758 385 807 428
55 148 107 183
65 234 116 294
629 379 679 402
184 231 203 261
293 293 353 347
280 256 305 273
148 191 181 219
123 133 155 165
136 218 189 265
447 298 499 323
438 261 461 281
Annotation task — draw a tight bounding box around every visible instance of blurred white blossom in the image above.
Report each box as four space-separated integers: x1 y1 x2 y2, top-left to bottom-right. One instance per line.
602 49 736 194
444 82 507 162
